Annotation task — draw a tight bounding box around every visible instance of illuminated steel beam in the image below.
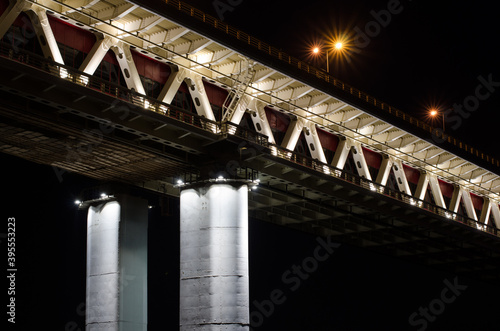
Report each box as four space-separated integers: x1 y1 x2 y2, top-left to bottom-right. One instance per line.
79 34 114 75
111 42 146 95
25 7 64 64
428 174 446 209
392 159 412 196
376 154 393 186
304 122 328 164
351 142 372 180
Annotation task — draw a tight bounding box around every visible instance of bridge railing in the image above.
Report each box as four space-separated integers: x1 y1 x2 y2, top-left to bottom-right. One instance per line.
218 121 498 236
0 42 220 134
269 143 499 237
163 0 500 169
220 122 270 147
2 43 497 237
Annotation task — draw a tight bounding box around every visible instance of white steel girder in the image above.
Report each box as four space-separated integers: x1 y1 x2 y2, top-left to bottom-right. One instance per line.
343 115 380 132
92 3 138 23
61 0 100 14
491 203 500 228
351 142 372 180
461 188 479 221
281 117 305 152
392 159 412 196
227 94 252 125
8 0 499 229
247 99 276 144
303 122 327 164
251 77 294 96
428 174 446 209
480 198 492 226
25 6 64 64
157 65 216 122
449 185 463 214
414 171 430 201
376 154 393 186
360 123 391 136
331 136 350 170
142 26 189 46
79 34 114 75
111 42 146 95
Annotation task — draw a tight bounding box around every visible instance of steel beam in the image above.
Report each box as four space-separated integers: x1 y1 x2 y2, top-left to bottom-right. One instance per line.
392 159 412 196
281 117 305 152
351 142 372 180
376 154 393 186
111 42 146 95
331 136 350 170
304 122 327 164
248 98 276 144
157 65 216 122
25 7 64 64
414 171 429 201
428 174 446 209
79 34 113 75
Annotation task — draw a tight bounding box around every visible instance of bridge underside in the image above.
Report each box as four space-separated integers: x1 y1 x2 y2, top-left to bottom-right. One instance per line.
1 54 500 283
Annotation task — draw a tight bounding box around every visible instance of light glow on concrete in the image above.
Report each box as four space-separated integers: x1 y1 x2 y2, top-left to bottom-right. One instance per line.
86 195 148 331
180 183 249 330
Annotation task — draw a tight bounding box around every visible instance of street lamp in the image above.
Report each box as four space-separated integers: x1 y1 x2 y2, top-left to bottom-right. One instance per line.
429 108 445 131
311 41 344 73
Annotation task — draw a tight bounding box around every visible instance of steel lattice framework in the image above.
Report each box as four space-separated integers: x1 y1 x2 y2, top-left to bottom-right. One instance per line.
1 0 500 234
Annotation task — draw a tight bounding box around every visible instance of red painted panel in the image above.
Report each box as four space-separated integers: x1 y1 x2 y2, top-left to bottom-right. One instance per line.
102 50 118 65
265 107 290 132
438 179 454 199
317 128 339 152
131 51 170 84
363 147 382 169
48 16 94 53
403 164 420 185
470 193 484 211
203 81 228 106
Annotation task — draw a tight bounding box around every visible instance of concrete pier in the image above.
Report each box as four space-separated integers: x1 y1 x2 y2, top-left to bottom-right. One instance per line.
180 182 249 330
85 195 148 331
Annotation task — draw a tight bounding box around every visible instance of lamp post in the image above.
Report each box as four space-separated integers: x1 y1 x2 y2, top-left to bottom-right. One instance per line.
429 108 445 131
312 41 343 73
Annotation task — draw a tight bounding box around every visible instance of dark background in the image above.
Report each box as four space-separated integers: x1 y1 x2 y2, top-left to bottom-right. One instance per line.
3 0 500 330
184 0 499 155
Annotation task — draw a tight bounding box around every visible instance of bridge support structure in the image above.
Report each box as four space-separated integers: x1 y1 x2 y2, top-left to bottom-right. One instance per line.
179 181 250 330
84 194 148 331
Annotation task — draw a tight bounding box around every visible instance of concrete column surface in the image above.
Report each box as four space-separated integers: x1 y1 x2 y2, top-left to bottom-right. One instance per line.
180 182 249 330
86 195 148 331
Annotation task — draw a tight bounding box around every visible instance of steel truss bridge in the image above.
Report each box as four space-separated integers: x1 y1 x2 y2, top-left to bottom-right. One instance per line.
1 0 500 284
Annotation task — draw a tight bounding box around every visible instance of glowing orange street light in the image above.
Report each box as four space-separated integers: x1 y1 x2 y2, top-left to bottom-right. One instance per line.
311 41 344 73
429 108 445 131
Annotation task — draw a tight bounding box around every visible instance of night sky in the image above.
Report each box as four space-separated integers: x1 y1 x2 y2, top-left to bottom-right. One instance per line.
3 1 500 330
183 0 499 155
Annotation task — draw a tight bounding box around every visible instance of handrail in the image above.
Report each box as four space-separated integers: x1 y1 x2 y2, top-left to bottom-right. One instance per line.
222 122 499 237
0 43 219 134
1 43 498 237
163 0 500 169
